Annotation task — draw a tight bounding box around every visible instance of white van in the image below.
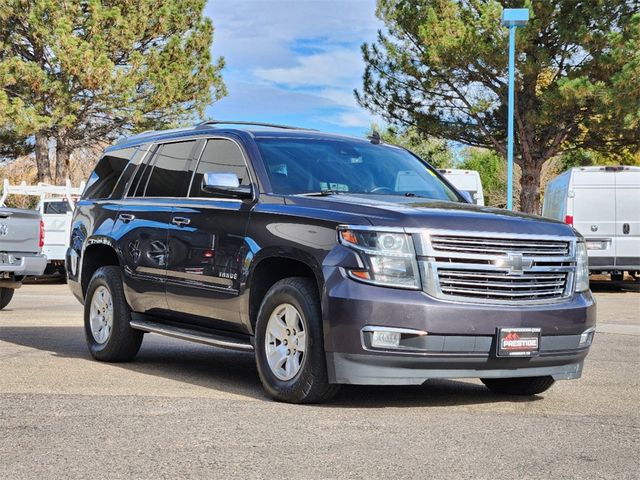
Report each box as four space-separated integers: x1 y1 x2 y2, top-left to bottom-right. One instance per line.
542 166 640 280
438 169 485 205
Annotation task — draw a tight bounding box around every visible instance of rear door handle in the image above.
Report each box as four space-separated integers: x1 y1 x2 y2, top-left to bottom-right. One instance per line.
118 213 135 223
172 216 191 227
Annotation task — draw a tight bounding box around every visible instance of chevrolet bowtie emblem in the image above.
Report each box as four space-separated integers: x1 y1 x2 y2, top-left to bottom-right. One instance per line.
494 253 532 275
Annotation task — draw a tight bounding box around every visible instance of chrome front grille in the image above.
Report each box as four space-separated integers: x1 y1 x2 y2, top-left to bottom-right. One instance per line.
430 235 570 257
437 269 568 301
415 231 576 305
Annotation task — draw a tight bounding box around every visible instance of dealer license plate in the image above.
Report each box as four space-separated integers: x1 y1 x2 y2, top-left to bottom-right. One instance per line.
497 327 541 357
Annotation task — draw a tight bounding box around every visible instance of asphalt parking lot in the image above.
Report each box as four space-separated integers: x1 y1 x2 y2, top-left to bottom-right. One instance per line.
1 281 638 479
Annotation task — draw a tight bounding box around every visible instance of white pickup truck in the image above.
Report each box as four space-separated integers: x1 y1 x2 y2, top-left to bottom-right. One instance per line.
38 198 74 274
1 180 84 275
0 207 47 309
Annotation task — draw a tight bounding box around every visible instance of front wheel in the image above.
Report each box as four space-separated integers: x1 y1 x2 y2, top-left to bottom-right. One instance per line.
84 266 143 362
0 287 15 310
481 376 555 395
255 277 339 404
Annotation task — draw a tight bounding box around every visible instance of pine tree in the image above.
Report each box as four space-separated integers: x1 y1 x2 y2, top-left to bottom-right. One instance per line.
0 0 226 183
357 1 640 213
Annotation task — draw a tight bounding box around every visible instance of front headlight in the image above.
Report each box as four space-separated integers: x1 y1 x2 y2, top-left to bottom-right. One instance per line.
337 227 421 289
575 241 590 292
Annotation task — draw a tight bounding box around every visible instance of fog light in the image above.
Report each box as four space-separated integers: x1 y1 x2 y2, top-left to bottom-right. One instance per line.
371 330 401 349
579 327 596 346
363 326 428 350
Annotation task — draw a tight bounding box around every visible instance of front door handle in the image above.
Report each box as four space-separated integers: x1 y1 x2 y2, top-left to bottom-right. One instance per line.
172 216 191 227
118 213 135 223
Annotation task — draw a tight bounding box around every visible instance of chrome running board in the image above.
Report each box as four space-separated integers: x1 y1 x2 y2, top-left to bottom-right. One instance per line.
130 319 254 352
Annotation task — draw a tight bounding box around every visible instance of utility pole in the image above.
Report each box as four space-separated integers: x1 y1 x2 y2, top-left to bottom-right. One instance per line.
501 8 529 211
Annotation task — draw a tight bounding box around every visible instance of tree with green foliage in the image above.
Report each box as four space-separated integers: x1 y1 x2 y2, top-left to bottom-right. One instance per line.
0 0 226 183
370 124 454 168
357 0 640 213
558 148 640 172
459 147 508 208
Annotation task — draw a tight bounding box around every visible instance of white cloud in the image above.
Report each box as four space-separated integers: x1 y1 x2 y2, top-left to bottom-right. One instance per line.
325 111 375 128
317 88 359 107
254 50 363 88
208 1 380 69
204 0 383 132
209 81 335 117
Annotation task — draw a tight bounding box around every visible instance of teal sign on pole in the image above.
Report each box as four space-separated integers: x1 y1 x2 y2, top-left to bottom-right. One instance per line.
501 8 529 211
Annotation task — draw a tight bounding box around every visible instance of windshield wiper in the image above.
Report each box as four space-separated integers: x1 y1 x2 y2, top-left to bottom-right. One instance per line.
404 192 426 198
297 189 342 197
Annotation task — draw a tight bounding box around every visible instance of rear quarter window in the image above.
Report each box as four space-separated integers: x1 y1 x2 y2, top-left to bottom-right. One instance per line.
82 147 135 200
109 146 150 199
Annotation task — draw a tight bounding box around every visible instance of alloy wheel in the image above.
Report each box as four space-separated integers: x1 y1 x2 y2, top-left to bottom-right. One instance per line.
264 303 307 381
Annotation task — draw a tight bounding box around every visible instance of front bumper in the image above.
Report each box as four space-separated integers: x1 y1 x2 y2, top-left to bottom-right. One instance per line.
328 352 586 385
322 267 596 385
0 252 47 277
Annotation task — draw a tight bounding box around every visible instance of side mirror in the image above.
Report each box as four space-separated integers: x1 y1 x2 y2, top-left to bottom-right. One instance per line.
202 172 252 199
460 191 473 203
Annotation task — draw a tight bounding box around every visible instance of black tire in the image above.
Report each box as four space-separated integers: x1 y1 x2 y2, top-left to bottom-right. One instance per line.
255 277 340 404
481 376 555 395
611 272 624 282
0 287 15 310
84 266 143 362
43 263 57 275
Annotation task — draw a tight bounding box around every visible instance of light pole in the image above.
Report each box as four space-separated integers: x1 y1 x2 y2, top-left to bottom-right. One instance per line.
501 8 529 211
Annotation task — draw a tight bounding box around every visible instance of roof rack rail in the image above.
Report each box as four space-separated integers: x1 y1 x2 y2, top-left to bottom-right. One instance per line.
196 120 315 131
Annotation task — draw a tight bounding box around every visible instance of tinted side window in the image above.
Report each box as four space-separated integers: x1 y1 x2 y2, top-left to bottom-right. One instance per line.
110 145 149 199
82 148 135 199
128 147 155 198
189 139 250 198
132 141 196 198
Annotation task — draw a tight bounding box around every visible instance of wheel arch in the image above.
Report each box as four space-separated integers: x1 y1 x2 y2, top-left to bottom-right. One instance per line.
247 251 323 331
80 238 121 298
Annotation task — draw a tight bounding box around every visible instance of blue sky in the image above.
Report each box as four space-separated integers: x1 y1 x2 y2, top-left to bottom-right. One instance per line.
204 0 383 137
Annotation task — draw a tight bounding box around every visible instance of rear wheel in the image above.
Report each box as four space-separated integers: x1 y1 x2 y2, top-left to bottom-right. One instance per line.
255 277 339 404
0 288 15 310
481 376 555 395
611 271 624 282
84 266 143 362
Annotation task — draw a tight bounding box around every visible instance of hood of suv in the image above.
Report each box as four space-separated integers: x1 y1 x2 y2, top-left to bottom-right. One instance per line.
284 194 575 237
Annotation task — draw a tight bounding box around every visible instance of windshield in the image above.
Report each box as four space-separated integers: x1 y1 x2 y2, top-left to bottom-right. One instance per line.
43 201 71 214
255 137 461 201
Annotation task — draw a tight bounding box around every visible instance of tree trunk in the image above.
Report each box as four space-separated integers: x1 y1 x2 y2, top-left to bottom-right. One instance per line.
34 132 52 184
55 135 72 185
519 159 543 215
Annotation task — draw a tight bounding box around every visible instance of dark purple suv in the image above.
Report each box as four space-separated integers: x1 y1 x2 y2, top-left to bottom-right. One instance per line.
66 121 596 403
